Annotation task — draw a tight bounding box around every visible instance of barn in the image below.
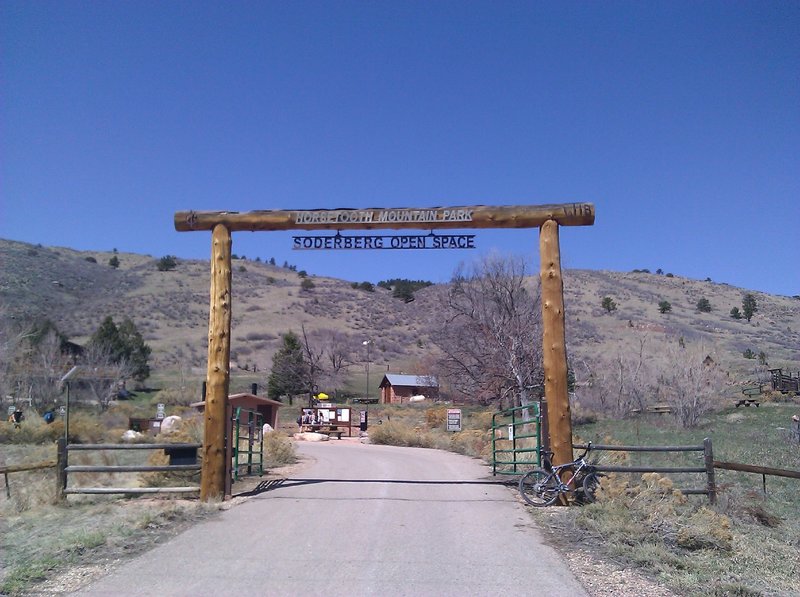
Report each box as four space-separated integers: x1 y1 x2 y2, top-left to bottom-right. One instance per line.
379 374 439 404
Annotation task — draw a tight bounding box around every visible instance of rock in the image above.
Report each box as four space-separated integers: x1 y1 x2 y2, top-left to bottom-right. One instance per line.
122 429 143 442
160 415 182 434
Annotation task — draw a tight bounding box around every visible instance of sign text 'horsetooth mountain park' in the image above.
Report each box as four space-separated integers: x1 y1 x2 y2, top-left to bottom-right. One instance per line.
292 207 475 225
292 209 476 250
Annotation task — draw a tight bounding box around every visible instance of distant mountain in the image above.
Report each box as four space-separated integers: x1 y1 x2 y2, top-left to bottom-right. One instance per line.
1 238 798 388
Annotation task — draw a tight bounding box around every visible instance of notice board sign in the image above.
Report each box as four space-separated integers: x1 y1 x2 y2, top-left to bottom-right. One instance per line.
446 409 462 432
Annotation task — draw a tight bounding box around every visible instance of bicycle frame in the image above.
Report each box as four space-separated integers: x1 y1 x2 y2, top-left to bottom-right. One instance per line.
518 443 598 507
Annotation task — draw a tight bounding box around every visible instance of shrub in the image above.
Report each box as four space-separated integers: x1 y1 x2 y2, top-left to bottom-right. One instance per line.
658 300 672 314
157 255 177 271
85 256 97 263
300 278 315 291
368 421 436 448
264 432 296 466
449 429 491 458
601 296 617 313
425 406 447 428
108 256 120 269
676 507 733 551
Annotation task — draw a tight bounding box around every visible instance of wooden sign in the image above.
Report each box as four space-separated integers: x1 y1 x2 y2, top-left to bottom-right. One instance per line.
292 234 476 250
175 203 594 232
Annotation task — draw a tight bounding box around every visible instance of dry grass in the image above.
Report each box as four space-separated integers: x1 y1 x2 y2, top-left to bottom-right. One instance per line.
0 497 221 596
2 238 799 386
531 403 800 596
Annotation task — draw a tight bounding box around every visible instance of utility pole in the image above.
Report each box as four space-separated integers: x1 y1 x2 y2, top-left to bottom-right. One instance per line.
362 340 372 400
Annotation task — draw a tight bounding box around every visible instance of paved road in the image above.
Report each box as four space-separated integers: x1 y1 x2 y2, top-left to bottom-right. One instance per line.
75 440 588 596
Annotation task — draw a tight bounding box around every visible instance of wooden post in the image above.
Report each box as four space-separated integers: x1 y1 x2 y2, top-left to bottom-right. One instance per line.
56 437 67 501
539 220 573 473
703 437 716 504
201 224 232 501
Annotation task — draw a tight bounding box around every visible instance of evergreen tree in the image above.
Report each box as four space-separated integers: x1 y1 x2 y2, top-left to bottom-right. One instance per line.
601 296 617 313
108 255 120 269
157 255 177 271
730 307 742 320
696 298 712 313
658 300 672 314
742 293 758 322
267 332 308 399
90 316 151 382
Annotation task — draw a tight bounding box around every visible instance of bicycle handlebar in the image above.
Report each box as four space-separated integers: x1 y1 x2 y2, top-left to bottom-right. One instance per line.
576 441 592 461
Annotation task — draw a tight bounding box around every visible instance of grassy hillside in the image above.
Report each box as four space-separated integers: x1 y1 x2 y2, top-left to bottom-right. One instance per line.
1 238 798 394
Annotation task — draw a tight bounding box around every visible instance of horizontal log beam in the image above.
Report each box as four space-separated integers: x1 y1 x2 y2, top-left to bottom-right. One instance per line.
67 443 201 451
573 443 704 452
714 460 800 480
174 203 595 232
66 465 201 473
0 460 57 474
595 466 708 474
64 487 200 494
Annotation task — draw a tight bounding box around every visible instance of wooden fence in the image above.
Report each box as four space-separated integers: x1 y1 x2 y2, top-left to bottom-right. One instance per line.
57 438 201 498
573 439 717 503
768 368 800 393
713 460 800 495
1 460 57 499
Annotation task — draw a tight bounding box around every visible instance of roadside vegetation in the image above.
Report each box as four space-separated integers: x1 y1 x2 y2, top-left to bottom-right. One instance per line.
2 244 799 595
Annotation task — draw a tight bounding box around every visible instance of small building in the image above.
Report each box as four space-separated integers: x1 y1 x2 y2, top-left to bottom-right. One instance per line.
190 392 283 430
379 374 439 405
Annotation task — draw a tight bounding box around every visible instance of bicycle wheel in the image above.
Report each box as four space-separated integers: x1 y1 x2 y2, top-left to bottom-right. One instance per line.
581 472 601 503
518 469 561 507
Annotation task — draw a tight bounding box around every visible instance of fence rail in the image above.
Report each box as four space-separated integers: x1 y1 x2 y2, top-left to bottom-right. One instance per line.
58 439 201 497
713 459 800 495
573 439 716 503
1 460 57 499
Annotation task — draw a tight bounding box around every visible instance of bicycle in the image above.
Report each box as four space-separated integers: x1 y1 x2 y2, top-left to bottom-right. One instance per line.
518 443 600 507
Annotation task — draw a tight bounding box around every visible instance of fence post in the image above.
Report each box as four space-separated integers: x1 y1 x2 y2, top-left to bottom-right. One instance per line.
56 438 68 502
703 437 716 504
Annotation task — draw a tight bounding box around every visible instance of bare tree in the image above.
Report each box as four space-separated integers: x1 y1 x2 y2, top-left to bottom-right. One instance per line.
300 327 358 393
81 342 134 410
7 328 70 412
433 255 543 408
579 336 724 427
658 342 725 427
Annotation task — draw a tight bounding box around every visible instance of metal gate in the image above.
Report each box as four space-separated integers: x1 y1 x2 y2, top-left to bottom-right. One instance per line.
491 403 541 476
232 407 264 481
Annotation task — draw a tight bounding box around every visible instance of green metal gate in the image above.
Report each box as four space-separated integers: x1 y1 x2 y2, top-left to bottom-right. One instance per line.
233 407 264 481
491 403 541 476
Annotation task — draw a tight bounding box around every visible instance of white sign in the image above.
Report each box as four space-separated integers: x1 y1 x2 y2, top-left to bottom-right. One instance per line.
446 409 462 432
7 405 15 416
156 403 165 420
508 424 514 441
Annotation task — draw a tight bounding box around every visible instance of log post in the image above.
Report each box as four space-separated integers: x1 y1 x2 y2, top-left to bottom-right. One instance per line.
56 437 67 501
539 220 573 475
703 437 717 504
201 224 232 501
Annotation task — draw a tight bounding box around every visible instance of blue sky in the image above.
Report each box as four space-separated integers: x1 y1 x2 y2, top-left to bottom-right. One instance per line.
2 2 798 295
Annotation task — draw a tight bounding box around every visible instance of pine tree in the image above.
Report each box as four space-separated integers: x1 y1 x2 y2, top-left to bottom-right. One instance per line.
742 294 758 322
601 296 617 313
696 298 712 313
267 332 308 399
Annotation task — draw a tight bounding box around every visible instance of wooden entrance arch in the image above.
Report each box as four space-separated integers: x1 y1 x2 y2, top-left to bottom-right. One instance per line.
174 203 595 500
